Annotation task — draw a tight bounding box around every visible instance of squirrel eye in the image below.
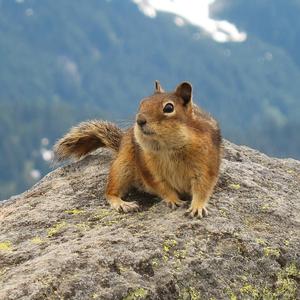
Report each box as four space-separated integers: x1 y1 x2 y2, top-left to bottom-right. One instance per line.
163 103 174 113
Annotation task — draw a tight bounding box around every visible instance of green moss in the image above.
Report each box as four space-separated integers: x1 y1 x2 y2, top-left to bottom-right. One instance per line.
263 247 281 258
47 221 67 237
123 288 148 300
64 209 85 215
0 241 12 251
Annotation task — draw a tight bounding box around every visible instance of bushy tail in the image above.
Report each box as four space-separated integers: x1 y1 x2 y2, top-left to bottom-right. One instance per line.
54 120 123 162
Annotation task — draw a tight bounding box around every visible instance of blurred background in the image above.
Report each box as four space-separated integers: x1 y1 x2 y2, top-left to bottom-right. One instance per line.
1 0 300 200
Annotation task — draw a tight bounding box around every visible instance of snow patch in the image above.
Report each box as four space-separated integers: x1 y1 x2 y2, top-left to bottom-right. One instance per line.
133 0 247 43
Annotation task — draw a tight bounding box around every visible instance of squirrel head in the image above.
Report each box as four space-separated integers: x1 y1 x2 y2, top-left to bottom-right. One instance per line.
134 81 194 151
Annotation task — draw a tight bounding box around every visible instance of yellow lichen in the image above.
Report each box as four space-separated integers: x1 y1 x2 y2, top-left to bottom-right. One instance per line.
275 277 297 299
261 287 274 299
274 261 300 300
229 294 237 300
189 287 201 300
0 241 12 251
93 209 111 220
31 237 44 244
174 249 187 259
255 238 267 246
240 284 259 298
151 258 159 267
219 208 228 217
261 204 270 210
285 263 300 277
64 209 85 215
226 289 237 300
103 220 119 226
47 221 67 237
162 255 169 262
263 247 280 258
76 222 90 231
163 239 178 253
119 266 127 273
123 288 148 300
0 267 9 277
240 275 248 282
179 287 201 300
235 263 300 300
229 183 241 190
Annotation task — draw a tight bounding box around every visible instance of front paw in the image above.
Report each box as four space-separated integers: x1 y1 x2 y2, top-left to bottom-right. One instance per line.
111 200 140 213
163 198 185 210
185 205 208 218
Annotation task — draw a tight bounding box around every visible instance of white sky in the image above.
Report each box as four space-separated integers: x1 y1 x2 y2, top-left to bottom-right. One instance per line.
133 0 247 43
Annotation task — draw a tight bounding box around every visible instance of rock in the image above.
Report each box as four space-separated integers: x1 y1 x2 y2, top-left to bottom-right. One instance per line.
0 140 299 300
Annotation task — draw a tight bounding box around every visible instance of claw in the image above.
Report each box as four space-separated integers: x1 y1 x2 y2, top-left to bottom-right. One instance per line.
164 198 185 210
111 200 140 213
185 206 208 218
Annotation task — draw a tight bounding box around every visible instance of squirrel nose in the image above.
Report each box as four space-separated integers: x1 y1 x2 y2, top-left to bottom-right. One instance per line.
137 114 147 127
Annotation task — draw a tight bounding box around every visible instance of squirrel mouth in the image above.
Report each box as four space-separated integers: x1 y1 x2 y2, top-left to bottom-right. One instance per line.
140 126 154 136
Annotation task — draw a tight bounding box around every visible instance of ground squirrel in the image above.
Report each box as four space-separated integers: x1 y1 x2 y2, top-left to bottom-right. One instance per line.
54 81 222 218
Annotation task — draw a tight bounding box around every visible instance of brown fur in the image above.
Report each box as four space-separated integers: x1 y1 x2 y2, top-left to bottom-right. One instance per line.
54 120 123 161
54 81 222 217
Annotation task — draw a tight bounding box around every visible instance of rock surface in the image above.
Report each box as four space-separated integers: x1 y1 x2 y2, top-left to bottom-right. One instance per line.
0 141 300 300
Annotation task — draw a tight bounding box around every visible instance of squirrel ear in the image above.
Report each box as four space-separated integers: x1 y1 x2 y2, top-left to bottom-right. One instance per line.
175 82 192 105
155 80 165 93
